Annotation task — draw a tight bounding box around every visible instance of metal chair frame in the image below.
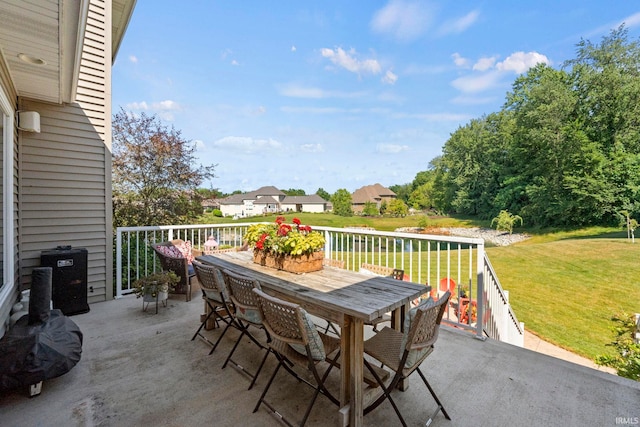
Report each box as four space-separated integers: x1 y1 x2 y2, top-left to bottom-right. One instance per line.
363 291 452 426
221 269 271 390
190 260 237 355
252 288 341 427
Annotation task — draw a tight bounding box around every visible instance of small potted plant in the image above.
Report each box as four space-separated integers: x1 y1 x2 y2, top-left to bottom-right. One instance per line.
132 271 179 311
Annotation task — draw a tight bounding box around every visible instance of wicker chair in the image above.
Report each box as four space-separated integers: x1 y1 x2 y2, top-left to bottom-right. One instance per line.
362 291 451 426
220 269 271 390
151 239 196 302
190 260 237 355
252 288 341 427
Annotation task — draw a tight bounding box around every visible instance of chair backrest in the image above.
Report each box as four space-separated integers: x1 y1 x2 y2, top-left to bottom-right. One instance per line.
151 241 190 292
405 291 450 353
391 269 405 280
397 291 450 370
192 260 227 302
252 288 307 347
222 269 263 324
252 288 328 362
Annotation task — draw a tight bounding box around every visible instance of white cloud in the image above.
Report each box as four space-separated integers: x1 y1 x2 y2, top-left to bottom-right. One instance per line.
451 53 470 68
231 60 239 66
194 139 205 150
321 47 382 75
212 136 282 153
371 0 434 42
377 143 409 153
496 51 550 74
438 10 480 35
451 71 503 93
382 70 398 85
291 45 297 52
129 55 138 63
473 56 497 71
278 83 367 99
125 100 180 111
299 143 324 153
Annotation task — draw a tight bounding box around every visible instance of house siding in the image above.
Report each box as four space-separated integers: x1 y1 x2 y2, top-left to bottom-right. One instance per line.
17 0 113 303
0 46 19 337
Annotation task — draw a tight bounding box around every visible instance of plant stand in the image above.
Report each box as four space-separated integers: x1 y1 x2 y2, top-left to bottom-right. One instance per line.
143 290 168 314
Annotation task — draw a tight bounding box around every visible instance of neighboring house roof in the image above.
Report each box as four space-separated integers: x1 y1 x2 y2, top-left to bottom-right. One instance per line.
220 186 286 206
201 198 220 208
351 183 396 204
253 195 279 205
282 195 327 204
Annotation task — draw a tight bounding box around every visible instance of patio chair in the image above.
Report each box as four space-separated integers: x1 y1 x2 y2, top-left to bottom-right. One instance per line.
190 260 237 355
252 288 341 427
363 291 451 427
220 269 271 390
369 268 405 333
151 239 196 302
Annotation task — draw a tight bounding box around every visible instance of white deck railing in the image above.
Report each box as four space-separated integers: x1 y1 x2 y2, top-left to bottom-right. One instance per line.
115 223 524 345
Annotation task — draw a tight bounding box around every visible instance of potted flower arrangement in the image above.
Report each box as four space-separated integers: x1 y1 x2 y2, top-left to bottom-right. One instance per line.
245 216 325 273
132 271 180 311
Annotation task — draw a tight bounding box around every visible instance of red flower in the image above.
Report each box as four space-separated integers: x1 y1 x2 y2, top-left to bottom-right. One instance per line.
275 216 286 225
293 218 301 225
277 224 292 236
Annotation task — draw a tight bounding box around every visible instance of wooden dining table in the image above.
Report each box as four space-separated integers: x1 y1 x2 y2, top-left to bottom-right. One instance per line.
197 251 430 427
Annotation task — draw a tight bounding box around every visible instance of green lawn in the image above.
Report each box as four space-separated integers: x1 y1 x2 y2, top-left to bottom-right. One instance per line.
197 211 639 360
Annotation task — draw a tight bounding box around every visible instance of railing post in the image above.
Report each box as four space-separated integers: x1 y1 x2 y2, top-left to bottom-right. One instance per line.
475 242 485 340
115 229 123 299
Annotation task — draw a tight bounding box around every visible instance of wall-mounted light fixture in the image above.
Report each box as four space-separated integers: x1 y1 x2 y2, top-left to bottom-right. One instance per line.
17 111 41 133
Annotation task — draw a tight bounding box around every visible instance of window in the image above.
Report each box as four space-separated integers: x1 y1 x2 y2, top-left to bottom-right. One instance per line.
0 84 14 293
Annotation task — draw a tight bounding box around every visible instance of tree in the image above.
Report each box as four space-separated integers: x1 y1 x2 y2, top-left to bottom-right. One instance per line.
316 188 331 201
595 313 640 381
362 201 379 216
112 108 216 227
389 183 411 203
387 199 408 217
490 210 523 235
331 189 353 217
283 188 306 196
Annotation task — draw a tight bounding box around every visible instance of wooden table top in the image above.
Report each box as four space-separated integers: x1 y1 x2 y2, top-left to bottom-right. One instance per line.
197 251 430 323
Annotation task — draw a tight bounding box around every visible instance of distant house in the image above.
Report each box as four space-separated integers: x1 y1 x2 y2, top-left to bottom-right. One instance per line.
219 186 285 218
351 183 396 214
281 194 328 213
219 186 328 217
201 198 221 212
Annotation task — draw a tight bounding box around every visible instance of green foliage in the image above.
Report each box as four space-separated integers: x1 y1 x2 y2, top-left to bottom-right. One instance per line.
331 189 353 217
388 183 411 203
132 271 180 299
283 188 306 196
491 210 523 234
595 313 640 381
316 188 331 201
245 216 325 255
427 26 640 227
212 209 222 217
112 108 216 227
386 199 408 217
361 201 379 216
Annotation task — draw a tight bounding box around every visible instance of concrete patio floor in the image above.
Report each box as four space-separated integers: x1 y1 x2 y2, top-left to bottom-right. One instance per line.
1 290 639 427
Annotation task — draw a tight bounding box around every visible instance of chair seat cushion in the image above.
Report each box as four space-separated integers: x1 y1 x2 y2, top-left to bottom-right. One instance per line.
236 306 262 325
174 240 195 264
289 309 327 361
155 244 182 259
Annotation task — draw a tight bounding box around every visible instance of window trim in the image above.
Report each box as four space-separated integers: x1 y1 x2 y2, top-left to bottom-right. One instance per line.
0 83 15 296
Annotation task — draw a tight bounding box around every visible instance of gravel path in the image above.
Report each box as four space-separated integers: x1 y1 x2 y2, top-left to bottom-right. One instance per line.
396 227 530 246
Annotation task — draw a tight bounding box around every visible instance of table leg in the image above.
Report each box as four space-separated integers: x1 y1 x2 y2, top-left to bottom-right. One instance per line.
338 316 365 427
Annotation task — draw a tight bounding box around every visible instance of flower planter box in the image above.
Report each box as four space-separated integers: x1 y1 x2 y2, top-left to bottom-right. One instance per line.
252 250 324 274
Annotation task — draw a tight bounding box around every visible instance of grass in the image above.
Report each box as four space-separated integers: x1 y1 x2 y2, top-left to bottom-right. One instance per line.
197 211 639 361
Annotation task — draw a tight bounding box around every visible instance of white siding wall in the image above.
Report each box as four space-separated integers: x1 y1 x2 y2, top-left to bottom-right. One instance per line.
18 0 113 303
0 49 19 337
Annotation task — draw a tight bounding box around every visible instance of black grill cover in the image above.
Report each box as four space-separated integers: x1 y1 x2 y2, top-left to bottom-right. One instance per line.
0 309 83 392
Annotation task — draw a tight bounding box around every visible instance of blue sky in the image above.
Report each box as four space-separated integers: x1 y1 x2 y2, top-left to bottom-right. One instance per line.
112 1 640 195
